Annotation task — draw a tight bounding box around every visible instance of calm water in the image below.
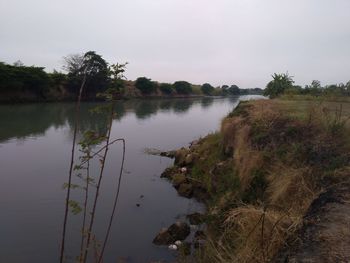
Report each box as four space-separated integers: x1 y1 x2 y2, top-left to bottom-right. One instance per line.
0 96 262 263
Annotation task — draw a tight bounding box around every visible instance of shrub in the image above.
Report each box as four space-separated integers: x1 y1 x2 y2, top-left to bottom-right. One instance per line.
0 62 49 94
173 81 192 94
159 83 173 95
201 83 215 95
135 77 157 94
264 73 294 98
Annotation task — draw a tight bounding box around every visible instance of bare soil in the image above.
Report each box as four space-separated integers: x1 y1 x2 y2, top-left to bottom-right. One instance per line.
274 179 350 262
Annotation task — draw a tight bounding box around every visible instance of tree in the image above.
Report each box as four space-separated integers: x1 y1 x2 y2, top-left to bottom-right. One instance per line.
107 63 128 96
82 51 109 94
305 80 322 95
173 81 192 94
201 83 214 95
64 51 109 97
221 85 230 96
13 60 24 67
62 53 84 75
0 62 49 95
159 83 173 95
346 81 350 96
228 85 240 95
48 70 67 86
135 77 157 94
263 73 294 98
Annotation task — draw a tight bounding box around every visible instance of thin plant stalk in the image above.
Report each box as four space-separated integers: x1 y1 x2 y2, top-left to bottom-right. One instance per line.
98 138 125 263
77 138 125 168
83 103 115 263
79 151 90 262
60 70 88 263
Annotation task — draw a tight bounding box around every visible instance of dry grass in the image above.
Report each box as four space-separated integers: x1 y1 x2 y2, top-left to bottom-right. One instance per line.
193 98 350 263
200 206 300 263
266 165 318 214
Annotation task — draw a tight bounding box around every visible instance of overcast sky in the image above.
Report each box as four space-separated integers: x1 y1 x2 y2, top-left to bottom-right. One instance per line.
0 0 349 88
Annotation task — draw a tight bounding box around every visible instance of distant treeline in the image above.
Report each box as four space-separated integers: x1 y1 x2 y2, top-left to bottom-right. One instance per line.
0 51 263 103
264 73 350 98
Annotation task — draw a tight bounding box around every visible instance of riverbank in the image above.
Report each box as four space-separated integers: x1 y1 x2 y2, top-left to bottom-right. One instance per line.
159 98 350 262
0 88 255 104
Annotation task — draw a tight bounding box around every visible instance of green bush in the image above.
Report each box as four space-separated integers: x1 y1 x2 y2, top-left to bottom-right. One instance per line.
159 83 173 95
201 83 214 95
0 62 49 95
173 81 192 94
264 73 294 98
135 77 157 94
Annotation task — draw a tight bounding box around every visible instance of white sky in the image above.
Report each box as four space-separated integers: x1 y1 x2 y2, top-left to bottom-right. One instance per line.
0 0 349 88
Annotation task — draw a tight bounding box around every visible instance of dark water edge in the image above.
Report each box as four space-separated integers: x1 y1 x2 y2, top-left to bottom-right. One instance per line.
0 96 263 263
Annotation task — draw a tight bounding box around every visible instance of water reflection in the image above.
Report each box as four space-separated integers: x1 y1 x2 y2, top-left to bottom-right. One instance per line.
200 97 214 108
0 95 266 263
0 98 239 143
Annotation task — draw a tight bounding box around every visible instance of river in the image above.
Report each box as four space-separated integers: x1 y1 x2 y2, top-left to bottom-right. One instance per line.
0 96 262 263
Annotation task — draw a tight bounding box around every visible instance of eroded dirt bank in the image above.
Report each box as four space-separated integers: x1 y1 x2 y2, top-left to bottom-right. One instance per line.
273 179 350 262
158 99 350 262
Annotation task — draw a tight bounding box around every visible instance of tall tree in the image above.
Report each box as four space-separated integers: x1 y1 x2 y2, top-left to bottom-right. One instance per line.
64 51 109 98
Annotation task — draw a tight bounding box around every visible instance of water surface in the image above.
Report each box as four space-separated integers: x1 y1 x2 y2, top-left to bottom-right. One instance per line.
0 96 262 262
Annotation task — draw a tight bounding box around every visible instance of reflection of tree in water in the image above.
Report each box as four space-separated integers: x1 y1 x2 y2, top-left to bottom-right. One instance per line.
228 96 240 104
0 103 68 142
172 99 194 114
65 102 127 142
114 101 126 121
200 97 214 108
134 100 159 120
0 102 127 143
158 100 173 112
65 103 110 141
125 98 198 119
0 98 230 143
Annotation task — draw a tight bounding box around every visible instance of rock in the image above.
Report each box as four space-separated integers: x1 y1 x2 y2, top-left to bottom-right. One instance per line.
175 148 189 166
168 222 191 241
175 240 182 246
185 154 194 165
160 151 176 158
168 244 177 250
153 228 174 245
177 183 193 198
153 222 190 245
172 174 187 188
187 212 204 225
161 167 176 179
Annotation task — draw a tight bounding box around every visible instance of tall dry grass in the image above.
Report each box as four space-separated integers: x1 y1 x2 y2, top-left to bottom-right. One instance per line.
198 99 350 263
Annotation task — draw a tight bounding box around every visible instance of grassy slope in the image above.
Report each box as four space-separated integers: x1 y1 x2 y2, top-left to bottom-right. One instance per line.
181 98 350 262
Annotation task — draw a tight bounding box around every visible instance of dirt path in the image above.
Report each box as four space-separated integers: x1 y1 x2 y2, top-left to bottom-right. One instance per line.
274 180 350 262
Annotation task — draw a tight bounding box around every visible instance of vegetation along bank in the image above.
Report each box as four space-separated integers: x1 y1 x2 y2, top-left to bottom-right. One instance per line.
156 97 350 262
0 51 262 103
